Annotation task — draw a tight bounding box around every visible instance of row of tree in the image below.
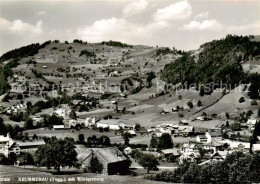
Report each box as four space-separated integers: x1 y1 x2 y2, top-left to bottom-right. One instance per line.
147 151 260 183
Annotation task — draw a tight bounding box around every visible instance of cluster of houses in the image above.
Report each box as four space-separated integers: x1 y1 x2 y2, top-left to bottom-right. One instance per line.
124 124 260 165
5 103 27 114
147 121 194 137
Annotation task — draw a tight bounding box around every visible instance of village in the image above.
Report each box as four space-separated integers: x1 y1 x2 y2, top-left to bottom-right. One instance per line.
0 37 259 183
1 97 260 176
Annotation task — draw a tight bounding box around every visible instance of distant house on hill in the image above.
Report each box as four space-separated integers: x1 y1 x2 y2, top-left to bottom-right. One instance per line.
75 145 129 175
53 125 65 130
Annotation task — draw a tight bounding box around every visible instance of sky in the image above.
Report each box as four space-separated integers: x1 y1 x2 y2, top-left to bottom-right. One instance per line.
0 0 259 55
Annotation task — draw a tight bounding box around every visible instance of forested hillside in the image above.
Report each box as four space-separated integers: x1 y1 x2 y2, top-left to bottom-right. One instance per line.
161 35 260 92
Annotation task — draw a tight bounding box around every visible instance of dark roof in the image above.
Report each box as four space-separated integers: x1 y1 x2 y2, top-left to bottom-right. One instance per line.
198 135 207 139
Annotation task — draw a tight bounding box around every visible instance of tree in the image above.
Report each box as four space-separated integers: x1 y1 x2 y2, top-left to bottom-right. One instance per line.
35 137 78 173
0 117 7 136
157 133 173 150
239 97 245 103
123 132 131 146
78 134 85 143
134 123 141 131
139 154 159 173
32 134 38 140
23 152 34 165
225 112 230 119
248 81 259 99
26 101 32 113
102 136 110 147
8 152 17 165
23 133 29 141
187 101 193 108
0 70 10 95
197 100 203 107
69 110 77 120
150 136 158 148
199 86 205 96
252 121 260 139
230 122 242 131
89 156 103 174
24 118 34 130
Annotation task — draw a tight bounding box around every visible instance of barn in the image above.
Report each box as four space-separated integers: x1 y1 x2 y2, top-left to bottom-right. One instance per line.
75 145 129 175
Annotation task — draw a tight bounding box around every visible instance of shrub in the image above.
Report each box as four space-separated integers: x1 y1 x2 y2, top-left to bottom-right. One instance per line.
187 101 193 108
251 100 258 105
239 97 245 103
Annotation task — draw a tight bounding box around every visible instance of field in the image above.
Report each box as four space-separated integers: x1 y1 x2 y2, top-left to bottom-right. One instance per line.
0 165 169 184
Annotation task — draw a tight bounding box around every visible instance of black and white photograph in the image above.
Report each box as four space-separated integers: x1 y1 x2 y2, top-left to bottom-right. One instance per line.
0 0 260 183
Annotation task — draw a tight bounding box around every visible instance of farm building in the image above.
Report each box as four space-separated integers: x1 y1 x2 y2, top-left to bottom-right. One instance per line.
75 145 129 175
178 125 194 137
53 125 65 130
96 120 126 130
16 140 45 153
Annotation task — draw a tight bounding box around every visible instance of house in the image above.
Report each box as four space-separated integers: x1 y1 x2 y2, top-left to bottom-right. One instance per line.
0 134 20 156
229 141 250 152
205 129 222 143
196 135 208 143
85 117 97 127
124 147 133 155
182 143 200 153
252 144 260 153
52 104 71 119
124 130 136 137
203 140 225 153
210 152 224 161
75 145 129 175
210 151 230 161
16 140 45 153
196 116 205 121
160 148 181 159
180 119 190 125
69 119 77 127
215 122 227 130
159 127 174 135
53 125 65 130
247 119 257 132
178 125 194 137
178 152 200 164
96 120 128 130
